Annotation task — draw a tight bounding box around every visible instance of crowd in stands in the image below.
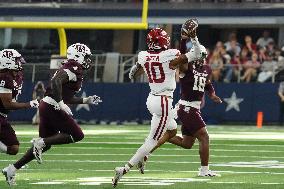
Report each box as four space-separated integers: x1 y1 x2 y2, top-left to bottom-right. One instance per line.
205 31 284 83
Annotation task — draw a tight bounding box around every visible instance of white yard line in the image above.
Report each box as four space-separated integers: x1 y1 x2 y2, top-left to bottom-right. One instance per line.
29 146 283 153
15 153 284 159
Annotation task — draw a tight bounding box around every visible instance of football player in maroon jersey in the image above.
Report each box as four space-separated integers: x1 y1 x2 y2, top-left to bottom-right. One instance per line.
138 26 222 177
2 43 102 186
0 49 39 157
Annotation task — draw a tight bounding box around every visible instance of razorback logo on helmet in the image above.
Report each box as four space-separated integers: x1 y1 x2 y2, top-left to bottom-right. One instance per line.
2 50 13 59
75 45 86 53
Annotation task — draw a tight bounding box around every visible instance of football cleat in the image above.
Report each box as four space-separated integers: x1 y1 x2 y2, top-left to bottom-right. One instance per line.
112 167 126 188
198 168 221 177
2 164 16 186
31 138 45 164
137 156 148 174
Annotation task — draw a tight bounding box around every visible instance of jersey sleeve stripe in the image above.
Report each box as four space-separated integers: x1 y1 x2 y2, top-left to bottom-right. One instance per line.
0 87 12 93
63 69 77 82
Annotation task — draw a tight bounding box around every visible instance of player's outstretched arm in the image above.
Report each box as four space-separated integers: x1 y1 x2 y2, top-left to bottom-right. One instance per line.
129 63 144 80
0 93 38 110
205 80 222 104
67 95 102 105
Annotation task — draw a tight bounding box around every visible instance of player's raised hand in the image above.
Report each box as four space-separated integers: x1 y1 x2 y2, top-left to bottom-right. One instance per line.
29 99 39 108
181 18 198 39
58 100 73 116
83 95 102 105
210 94 222 104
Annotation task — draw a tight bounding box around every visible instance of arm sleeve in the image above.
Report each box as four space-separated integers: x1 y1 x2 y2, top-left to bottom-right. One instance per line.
129 63 140 80
279 83 284 93
63 69 77 81
184 37 202 63
0 87 12 93
205 82 215 96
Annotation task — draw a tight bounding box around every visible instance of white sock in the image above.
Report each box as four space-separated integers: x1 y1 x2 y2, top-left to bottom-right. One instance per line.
0 141 7 153
201 166 209 171
9 164 17 172
128 138 157 167
124 164 131 172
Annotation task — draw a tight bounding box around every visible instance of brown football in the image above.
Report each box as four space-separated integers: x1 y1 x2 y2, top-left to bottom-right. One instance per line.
181 18 198 35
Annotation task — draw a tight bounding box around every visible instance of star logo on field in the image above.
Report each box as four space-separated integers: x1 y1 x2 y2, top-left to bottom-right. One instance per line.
76 91 90 111
223 92 244 112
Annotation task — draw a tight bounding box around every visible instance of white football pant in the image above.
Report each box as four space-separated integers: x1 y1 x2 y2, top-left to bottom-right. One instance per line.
129 94 177 166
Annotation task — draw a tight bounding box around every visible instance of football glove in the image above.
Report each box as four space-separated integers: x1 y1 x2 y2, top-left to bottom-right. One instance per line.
29 99 39 108
58 100 73 116
83 95 102 105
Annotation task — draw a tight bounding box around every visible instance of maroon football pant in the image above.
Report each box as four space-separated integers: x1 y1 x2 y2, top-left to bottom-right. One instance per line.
177 105 206 136
39 101 84 142
0 116 19 146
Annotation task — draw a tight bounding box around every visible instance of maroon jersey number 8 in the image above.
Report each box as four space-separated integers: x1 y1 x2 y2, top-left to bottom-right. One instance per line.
144 62 165 83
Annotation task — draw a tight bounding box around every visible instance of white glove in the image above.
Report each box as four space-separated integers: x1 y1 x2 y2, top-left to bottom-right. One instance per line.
58 100 73 116
83 95 102 105
30 99 39 108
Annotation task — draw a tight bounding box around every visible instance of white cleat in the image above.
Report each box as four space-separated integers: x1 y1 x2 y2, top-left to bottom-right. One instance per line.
137 156 148 174
31 138 45 164
112 167 125 188
198 168 221 177
2 164 16 186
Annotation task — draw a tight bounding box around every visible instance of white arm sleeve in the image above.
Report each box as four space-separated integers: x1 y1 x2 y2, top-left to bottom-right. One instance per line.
129 64 140 80
63 69 77 81
185 37 202 63
0 87 12 93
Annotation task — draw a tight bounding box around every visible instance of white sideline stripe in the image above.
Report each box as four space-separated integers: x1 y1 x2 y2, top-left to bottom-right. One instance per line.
32 146 283 153
16 153 284 159
19 140 284 148
22 169 284 175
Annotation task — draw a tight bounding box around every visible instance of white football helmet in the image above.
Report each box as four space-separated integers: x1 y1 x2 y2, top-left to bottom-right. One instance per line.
190 45 208 67
0 49 25 71
66 43 92 69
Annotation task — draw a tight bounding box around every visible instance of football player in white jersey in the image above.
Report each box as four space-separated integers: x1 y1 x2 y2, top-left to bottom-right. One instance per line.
112 23 204 187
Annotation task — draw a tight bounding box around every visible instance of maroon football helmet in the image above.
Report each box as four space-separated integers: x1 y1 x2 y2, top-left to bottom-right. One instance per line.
146 28 170 51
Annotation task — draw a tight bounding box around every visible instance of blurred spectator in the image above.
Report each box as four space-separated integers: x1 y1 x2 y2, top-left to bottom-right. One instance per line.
223 54 241 83
244 35 257 54
258 46 267 63
256 30 274 48
209 50 224 82
240 47 250 64
224 32 239 49
32 81 46 125
278 81 284 126
241 53 260 82
257 53 278 82
266 41 276 55
226 39 241 57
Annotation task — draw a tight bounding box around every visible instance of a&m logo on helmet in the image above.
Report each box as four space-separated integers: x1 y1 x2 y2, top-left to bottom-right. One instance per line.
75 44 86 53
2 50 13 59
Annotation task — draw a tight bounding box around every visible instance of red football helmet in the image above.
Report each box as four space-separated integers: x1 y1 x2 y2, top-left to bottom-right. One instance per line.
146 28 170 51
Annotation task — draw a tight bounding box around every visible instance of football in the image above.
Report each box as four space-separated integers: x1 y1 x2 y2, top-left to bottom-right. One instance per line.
181 18 198 37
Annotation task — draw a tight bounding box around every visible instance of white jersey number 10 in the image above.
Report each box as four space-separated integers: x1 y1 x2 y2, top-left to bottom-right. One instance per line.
145 62 165 83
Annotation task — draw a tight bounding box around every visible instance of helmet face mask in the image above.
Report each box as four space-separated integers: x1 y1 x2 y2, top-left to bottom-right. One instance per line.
67 43 92 69
0 49 25 71
147 28 170 51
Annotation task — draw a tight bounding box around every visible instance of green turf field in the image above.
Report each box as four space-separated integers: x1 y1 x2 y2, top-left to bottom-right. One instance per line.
0 125 284 189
